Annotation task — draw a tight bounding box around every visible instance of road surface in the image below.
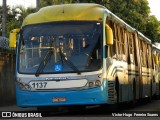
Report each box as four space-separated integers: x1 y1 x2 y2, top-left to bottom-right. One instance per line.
0 100 160 119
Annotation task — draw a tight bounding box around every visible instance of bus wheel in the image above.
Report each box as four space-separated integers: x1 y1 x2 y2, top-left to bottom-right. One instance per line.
133 80 136 102
68 105 86 113
147 79 152 103
115 78 119 103
156 81 160 100
159 81 160 99
130 80 136 107
37 106 60 112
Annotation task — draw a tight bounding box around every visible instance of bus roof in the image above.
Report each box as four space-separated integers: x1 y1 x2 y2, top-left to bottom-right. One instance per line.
104 9 152 43
152 44 160 51
22 3 152 44
22 3 105 26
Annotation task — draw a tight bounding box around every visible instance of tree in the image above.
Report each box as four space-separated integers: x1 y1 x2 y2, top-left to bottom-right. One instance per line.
145 16 160 42
2 0 160 42
109 0 160 42
0 6 2 36
2 5 36 37
33 0 160 42
40 0 74 7
14 6 36 22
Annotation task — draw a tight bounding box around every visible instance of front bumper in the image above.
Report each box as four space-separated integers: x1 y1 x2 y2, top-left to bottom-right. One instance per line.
16 83 108 107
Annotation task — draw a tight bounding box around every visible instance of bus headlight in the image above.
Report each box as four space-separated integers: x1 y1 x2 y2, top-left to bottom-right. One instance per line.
87 80 102 88
17 82 31 90
89 82 94 87
95 80 101 86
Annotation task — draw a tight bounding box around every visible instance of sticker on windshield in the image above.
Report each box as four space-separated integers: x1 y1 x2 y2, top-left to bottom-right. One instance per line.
54 65 62 72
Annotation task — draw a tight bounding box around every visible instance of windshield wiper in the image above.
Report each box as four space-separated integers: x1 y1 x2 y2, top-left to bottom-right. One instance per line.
35 40 54 77
35 50 53 77
35 39 81 76
59 47 81 75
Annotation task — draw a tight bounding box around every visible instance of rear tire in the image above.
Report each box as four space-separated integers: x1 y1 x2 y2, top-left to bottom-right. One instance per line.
133 80 136 102
130 80 136 108
159 81 160 99
115 78 119 103
147 79 152 103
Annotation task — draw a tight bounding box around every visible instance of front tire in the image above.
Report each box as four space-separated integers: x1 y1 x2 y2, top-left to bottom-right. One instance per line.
67 105 86 113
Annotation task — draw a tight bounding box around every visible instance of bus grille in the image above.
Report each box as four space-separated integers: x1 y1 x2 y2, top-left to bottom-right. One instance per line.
108 81 115 104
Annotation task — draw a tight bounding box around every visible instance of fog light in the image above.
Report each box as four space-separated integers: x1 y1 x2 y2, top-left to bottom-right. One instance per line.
18 83 25 90
25 84 31 90
17 82 30 90
95 80 101 86
89 82 94 87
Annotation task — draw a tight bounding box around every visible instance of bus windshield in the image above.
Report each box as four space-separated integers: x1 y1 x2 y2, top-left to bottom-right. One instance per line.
18 21 102 74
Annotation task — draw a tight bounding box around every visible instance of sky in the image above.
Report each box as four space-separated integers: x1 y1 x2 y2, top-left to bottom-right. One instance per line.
148 0 160 20
0 0 36 8
0 0 160 20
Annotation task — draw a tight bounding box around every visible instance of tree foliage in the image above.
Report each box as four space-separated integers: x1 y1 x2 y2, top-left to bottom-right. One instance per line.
109 0 160 42
0 5 36 37
1 0 160 42
0 6 2 36
145 16 160 42
39 0 160 42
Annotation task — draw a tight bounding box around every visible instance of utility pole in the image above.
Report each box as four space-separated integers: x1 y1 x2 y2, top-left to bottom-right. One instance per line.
2 0 6 37
61 0 64 4
36 0 40 11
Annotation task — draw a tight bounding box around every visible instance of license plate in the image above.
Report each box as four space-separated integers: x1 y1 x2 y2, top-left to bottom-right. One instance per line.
29 81 47 89
52 97 66 102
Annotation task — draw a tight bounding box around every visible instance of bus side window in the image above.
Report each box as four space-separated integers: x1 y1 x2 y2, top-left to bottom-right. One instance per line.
106 16 116 59
131 33 135 64
148 45 153 68
142 42 147 67
133 33 138 66
110 23 117 59
139 40 142 66
121 28 126 62
111 23 118 59
116 24 126 61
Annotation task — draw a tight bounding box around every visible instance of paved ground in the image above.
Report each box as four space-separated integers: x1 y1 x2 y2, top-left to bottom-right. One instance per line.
0 100 160 119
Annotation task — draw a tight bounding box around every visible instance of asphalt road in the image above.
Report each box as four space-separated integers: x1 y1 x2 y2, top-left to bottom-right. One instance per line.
0 99 160 119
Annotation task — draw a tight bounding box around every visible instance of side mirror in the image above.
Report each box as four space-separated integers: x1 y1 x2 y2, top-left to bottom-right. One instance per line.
105 24 113 45
153 54 158 65
9 28 20 48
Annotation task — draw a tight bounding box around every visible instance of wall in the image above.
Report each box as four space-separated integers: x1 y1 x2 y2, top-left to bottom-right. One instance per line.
0 50 16 106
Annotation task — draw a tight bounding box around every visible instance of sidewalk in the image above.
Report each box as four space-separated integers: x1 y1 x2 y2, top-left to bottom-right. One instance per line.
0 105 36 111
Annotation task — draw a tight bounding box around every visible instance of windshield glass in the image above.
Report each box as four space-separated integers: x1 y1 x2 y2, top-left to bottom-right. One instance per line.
18 21 102 74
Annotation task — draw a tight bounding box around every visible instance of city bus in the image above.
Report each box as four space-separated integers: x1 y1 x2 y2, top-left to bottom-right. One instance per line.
9 3 159 110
